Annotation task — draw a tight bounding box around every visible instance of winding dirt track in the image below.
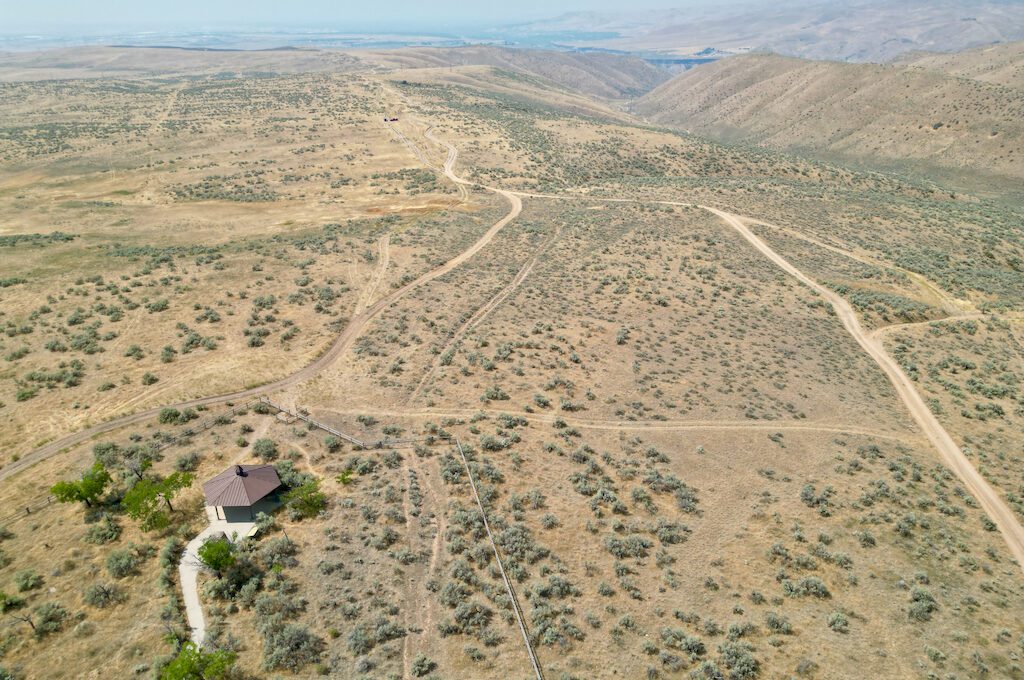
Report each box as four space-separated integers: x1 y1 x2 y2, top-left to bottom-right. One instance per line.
704 206 1024 569
0 134 520 483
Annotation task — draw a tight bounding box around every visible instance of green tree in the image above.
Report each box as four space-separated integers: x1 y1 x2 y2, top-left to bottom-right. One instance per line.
197 537 236 577
123 472 193 531
160 641 237 680
283 479 326 519
51 462 110 508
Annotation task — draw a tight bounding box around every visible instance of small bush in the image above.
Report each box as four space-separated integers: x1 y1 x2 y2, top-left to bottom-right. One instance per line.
782 577 830 599
261 623 324 672
14 571 42 592
175 451 202 472
253 438 279 461
718 641 759 679
765 612 792 635
83 583 124 609
827 611 849 633
0 592 25 613
411 655 436 677
33 602 69 637
106 549 139 578
909 588 937 622
84 515 122 545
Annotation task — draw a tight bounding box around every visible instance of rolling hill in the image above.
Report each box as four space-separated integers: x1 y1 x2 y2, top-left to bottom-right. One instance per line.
897 39 1024 89
357 46 670 101
633 45 1024 181
0 45 669 103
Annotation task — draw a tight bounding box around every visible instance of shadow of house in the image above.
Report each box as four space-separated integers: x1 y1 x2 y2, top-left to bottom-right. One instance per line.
203 464 282 523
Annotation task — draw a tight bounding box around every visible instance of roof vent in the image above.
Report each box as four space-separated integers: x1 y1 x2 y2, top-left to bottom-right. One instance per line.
235 465 245 476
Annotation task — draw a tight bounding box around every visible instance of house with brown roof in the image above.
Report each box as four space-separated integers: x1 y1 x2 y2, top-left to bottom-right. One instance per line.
203 464 282 523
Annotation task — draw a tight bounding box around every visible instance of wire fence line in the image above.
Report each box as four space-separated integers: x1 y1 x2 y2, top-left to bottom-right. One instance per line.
455 439 545 680
259 397 435 450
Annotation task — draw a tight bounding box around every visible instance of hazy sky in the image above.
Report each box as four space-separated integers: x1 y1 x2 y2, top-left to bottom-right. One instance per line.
1 0 707 33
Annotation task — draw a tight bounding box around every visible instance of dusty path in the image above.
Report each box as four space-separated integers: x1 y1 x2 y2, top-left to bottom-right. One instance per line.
868 313 987 339
179 526 216 645
408 226 559 404
1 134 520 483
354 235 390 315
704 206 1024 569
387 120 468 204
319 406 921 444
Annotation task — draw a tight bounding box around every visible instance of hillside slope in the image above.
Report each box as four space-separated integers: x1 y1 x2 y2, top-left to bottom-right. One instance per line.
633 51 1024 180
0 45 669 103
897 40 1024 89
360 46 670 100
0 45 365 80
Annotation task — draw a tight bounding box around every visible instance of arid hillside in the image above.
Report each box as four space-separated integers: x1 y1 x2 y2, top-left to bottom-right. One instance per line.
0 45 366 81
0 45 669 101
360 46 670 101
897 40 1024 89
633 49 1024 181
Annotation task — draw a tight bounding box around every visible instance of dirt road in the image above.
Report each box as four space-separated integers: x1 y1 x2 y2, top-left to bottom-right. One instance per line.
704 206 1024 569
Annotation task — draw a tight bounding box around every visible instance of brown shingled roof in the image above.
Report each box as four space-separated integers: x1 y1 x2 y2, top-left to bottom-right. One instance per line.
203 464 281 507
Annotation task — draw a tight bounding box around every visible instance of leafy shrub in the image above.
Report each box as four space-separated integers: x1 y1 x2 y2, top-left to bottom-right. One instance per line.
0 592 25 613
197 537 236 576
257 537 298 570
605 535 653 559
83 583 124 609
32 602 68 637
283 480 326 520
908 588 938 621
175 451 202 472
106 549 139 578
765 612 792 635
84 514 122 545
411 655 436 677
827 611 849 633
718 641 759 679
252 439 278 461
782 577 830 599
261 623 324 672
14 571 42 592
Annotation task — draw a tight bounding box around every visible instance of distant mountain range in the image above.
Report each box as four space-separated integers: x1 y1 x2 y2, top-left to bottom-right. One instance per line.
3 1 1023 63
503 0 1024 62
